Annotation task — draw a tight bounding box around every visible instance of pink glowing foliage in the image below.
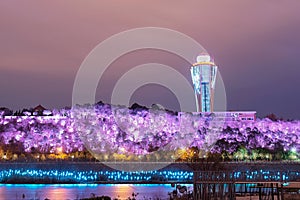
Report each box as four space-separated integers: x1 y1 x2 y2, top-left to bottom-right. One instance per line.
0 104 299 155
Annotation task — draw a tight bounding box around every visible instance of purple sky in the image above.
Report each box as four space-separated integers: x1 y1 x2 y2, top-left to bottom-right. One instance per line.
0 1 300 119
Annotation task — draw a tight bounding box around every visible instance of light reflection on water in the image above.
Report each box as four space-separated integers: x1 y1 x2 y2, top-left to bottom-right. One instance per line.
0 184 192 200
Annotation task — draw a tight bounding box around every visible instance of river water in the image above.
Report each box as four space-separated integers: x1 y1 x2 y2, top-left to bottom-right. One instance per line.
0 184 192 200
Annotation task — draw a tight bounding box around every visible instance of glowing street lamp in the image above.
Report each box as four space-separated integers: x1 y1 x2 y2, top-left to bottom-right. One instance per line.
56 147 63 154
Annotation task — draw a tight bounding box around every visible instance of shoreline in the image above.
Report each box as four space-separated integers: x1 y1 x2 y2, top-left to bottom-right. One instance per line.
0 161 299 184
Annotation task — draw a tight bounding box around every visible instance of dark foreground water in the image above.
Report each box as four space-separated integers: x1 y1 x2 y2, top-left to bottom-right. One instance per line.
0 184 192 200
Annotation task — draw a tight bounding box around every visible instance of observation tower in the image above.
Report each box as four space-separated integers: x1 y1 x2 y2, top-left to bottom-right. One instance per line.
190 53 218 112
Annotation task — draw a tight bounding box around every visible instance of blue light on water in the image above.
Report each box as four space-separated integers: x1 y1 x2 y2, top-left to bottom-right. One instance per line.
0 168 298 183
0 169 194 183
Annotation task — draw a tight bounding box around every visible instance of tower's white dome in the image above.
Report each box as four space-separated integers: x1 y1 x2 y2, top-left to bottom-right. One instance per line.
196 54 211 63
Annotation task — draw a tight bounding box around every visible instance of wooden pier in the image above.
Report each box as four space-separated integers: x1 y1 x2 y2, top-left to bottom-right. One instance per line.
188 161 300 200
